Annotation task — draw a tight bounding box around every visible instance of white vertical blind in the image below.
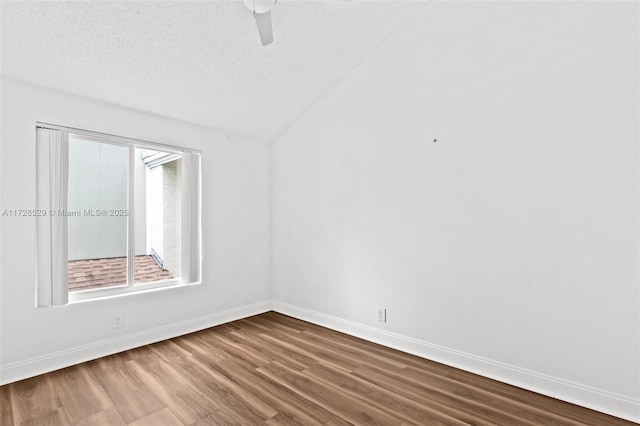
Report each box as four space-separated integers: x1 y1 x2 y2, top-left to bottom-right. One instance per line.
181 151 202 285
36 127 69 307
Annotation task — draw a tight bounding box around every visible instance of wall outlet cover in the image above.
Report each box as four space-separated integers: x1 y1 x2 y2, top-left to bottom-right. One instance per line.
112 314 124 329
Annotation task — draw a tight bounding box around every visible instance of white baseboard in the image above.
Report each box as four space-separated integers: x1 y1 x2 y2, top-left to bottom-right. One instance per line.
273 300 640 424
0 300 272 386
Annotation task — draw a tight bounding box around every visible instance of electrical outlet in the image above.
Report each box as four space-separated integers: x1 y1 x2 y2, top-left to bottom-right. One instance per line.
377 307 386 323
112 313 124 329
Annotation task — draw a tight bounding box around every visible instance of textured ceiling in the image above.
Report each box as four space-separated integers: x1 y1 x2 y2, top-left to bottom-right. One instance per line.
1 0 426 140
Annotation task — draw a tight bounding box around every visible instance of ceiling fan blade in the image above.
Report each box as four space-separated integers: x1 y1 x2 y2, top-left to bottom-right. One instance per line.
254 11 274 46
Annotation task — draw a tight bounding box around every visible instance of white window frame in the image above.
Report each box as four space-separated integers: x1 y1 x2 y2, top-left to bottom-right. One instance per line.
36 122 202 305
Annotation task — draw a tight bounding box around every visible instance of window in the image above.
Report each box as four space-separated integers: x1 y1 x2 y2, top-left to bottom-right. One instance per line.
36 123 201 305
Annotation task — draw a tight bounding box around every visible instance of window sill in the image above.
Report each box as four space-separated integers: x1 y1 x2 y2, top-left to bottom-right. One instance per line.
68 279 201 304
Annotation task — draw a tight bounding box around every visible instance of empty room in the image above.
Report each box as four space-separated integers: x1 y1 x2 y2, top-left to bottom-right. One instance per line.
1 0 638 425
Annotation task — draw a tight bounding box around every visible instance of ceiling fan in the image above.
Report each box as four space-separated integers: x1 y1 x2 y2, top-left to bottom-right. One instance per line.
242 0 278 46
242 0 351 47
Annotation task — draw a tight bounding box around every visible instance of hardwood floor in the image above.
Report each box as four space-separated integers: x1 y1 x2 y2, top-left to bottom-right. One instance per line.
1 312 635 425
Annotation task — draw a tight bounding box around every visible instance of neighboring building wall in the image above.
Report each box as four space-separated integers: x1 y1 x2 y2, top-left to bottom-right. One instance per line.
161 159 181 276
67 139 147 260
148 164 163 261
147 159 182 276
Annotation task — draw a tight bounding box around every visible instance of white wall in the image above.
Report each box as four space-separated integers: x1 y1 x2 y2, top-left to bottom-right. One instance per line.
272 1 639 420
0 78 271 380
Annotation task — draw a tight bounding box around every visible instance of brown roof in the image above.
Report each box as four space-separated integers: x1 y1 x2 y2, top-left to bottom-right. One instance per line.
68 255 174 291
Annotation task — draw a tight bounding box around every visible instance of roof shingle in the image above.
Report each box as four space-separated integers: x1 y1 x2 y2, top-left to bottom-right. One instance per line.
68 255 174 291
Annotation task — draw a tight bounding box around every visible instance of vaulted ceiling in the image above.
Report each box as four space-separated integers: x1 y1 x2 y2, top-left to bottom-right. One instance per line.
1 1 426 140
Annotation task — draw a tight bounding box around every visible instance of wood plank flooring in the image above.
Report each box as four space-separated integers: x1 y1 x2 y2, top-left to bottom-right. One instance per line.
1 312 635 425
